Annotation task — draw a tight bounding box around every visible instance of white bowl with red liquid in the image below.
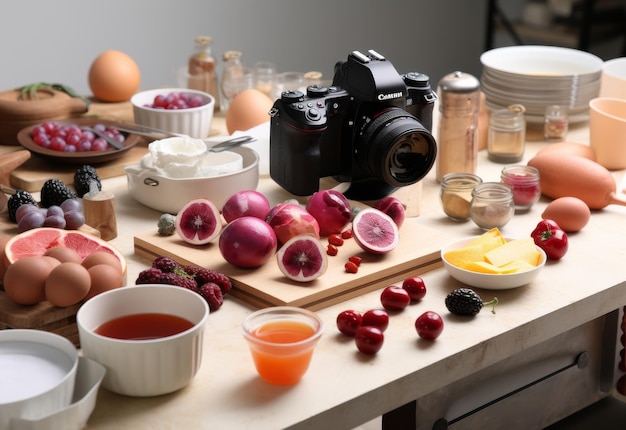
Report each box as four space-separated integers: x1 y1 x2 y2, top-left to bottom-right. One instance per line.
77 284 209 397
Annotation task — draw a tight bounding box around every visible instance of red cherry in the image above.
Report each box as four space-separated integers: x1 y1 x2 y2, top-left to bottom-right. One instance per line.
402 276 427 301
380 286 410 311
362 309 389 332
415 311 444 340
336 310 362 336
355 326 384 354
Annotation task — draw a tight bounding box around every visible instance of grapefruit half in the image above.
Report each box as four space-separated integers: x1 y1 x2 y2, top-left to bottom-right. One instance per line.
4 227 126 274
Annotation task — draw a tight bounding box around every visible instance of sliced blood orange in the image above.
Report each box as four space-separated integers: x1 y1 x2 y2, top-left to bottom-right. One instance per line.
4 227 126 274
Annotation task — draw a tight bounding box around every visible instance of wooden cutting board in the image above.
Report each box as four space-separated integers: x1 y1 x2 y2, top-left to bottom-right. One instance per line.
134 221 455 310
4 144 148 192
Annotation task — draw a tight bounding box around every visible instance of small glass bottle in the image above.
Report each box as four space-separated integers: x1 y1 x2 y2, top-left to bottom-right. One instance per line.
440 173 483 221
436 71 481 182
188 36 220 111
221 51 253 109
544 105 568 141
470 182 515 230
501 165 541 212
488 104 526 163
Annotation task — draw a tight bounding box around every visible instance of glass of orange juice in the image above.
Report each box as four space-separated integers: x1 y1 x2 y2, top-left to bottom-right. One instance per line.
242 306 324 385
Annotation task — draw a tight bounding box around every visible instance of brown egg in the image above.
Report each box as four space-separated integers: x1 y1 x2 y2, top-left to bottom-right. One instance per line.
225 88 273 134
0 236 11 280
88 50 141 102
45 262 91 307
45 246 82 264
85 264 123 300
3 256 55 305
535 142 596 161
81 251 123 274
542 196 591 232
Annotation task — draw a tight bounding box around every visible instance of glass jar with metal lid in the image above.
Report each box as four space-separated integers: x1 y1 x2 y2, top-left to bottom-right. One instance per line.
470 182 515 230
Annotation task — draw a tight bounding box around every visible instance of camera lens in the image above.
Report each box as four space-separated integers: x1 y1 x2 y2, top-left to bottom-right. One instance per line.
355 107 437 187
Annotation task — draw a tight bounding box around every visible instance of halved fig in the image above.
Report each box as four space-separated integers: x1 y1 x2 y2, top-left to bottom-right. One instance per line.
175 198 222 245
276 234 327 283
352 208 399 254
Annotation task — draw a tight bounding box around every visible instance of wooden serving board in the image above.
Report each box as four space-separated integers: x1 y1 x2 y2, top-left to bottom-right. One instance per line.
134 221 455 311
2 145 148 192
0 290 81 346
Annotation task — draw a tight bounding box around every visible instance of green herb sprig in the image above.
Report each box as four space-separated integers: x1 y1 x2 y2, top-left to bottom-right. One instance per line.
15 82 90 109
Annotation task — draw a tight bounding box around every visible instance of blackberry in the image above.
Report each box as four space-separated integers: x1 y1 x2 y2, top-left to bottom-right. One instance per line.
74 165 101 197
40 179 76 208
7 189 38 222
445 288 498 316
158 272 198 291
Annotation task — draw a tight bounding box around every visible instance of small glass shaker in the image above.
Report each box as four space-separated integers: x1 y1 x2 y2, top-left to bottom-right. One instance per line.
544 105 568 141
470 182 515 230
487 104 526 163
440 173 483 221
501 165 541 212
436 71 481 182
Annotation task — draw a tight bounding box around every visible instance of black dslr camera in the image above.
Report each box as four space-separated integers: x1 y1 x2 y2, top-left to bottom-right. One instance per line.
268 49 438 199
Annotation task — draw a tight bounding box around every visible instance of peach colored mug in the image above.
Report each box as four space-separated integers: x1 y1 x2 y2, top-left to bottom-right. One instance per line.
589 97 626 170
600 58 626 99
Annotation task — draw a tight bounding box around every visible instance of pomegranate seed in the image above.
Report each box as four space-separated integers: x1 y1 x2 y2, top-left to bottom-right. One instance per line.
328 234 344 246
341 229 353 239
348 255 362 267
327 243 338 256
345 261 359 273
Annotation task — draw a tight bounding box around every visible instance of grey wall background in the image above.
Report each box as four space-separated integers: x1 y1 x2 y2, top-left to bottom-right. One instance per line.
0 0 490 97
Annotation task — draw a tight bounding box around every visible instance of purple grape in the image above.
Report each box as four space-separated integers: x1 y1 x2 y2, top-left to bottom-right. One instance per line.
64 210 85 230
17 211 45 232
46 205 64 218
60 199 82 212
43 215 67 229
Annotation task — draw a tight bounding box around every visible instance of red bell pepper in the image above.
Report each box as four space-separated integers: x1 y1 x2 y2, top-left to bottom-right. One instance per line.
531 219 568 260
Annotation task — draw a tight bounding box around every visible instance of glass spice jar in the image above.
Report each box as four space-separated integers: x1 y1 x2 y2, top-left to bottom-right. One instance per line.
488 104 526 163
544 105 568 141
188 36 220 111
440 173 483 221
470 182 515 230
501 165 541 212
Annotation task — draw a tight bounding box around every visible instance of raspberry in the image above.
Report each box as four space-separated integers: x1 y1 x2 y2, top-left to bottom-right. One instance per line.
152 256 180 273
445 288 498 316
158 272 198 292
199 282 224 311
185 266 232 294
136 268 163 284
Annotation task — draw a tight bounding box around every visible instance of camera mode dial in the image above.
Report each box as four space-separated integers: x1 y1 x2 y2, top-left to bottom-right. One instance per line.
280 90 305 103
306 85 329 98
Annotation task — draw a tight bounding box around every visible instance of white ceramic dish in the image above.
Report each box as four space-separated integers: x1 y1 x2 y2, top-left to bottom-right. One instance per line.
131 88 215 139
9 357 106 430
77 284 209 397
0 330 79 430
125 146 259 214
441 236 547 290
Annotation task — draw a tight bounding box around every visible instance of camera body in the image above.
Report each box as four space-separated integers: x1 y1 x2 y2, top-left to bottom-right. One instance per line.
268 49 438 199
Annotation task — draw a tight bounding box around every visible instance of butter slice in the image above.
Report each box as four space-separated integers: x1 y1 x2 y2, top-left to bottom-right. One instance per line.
484 237 541 267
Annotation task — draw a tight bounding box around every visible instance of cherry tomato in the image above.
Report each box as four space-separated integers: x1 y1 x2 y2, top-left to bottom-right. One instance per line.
336 310 362 336
355 326 384 354
530 219 568 260
402 276 427 301
362 309 389 332
415 311 444 340
380 286 410 311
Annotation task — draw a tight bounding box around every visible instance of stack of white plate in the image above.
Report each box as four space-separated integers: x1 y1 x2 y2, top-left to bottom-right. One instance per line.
480 45 603 123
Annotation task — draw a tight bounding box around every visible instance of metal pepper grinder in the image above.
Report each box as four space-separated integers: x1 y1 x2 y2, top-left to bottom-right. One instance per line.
436 71 481 182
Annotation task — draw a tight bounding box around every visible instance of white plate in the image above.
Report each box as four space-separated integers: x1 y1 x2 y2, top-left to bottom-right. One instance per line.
481 45 603 77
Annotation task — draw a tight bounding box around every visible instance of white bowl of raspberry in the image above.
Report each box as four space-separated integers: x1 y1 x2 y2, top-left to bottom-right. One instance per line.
77 284 209 397
131 88 215 139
